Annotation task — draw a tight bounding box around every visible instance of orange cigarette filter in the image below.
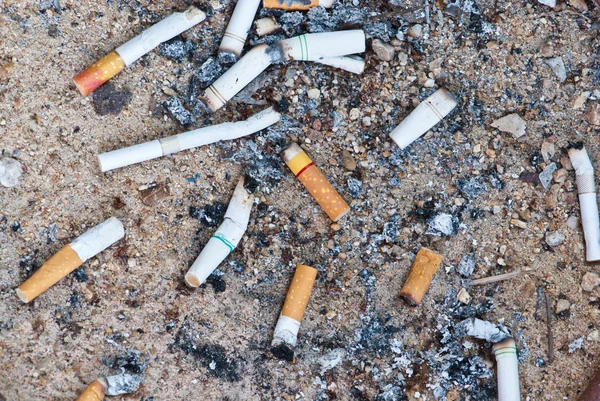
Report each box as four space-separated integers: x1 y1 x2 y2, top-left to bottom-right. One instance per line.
263 0 328 10
281 264 318 322
283 143 350 222
75 380 107 401
16 245 83 303
400 248 443 306
73 51 125 96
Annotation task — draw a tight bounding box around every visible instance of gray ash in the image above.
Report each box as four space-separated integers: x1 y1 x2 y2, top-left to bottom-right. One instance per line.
307 7 337 33
271 343 294 361
205 270 227 293
72 267 88 282
163 97 194 126
19 253 40 279
457 177 487 199
193 58 223 89
364 20 394 41
102 348 150 374
173 325 241 382
189 202 227 227
347 177 363 198
457 253 476 277
159 37 196 62
278 12 306 36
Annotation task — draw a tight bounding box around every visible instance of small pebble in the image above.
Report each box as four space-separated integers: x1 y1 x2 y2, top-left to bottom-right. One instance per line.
341 150 357 171
585 103 600 126
457 253 476 277
545 57 567 82
567 215 579 229
568 0 588 11
491 114 526 138
307 88 321 100
457 288 471 304
556 299 571 314
541 141 555 162
539 162 557 189
581 272 600 292
538 0 556 6
371 39 395 61
407 24 423 38
0 157 22 187
545 230 565 247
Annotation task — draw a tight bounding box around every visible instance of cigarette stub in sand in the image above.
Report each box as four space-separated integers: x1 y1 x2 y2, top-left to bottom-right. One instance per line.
579 368 600 401
200 30 365 112
389 88 458 149
271 264 318 358
185 178 254 287
255 17 281 37
73 7 206 96
98 107 281 172
76 379 107 401
16 217 124 303
399 247 442 306
219 0 261 59
493 338 521 401
569 145 600 261
263 0 335 10
282 143 350 222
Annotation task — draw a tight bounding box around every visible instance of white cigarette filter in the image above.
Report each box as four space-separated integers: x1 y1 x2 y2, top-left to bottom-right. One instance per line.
255 17 281 37
272 264 318 349
389 88 458 149
569 146 600 261
219 0 262 59
185 178 254 287
16 217 124 303
74 7 206 96
200 30 366 112
98 107 281 172
263 0 335 10
315 56 365 74
492 338 521 401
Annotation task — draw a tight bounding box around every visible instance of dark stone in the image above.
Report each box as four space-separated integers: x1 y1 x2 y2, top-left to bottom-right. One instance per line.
189 202 227 227
73 267 89 282
47 23 59 37
92 83 132 116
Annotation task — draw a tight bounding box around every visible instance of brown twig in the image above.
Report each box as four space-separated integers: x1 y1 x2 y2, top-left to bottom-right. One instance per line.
545 292 555 363
470 270 521 286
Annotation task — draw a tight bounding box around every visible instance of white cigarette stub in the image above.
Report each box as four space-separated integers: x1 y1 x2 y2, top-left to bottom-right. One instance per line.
201 30 366 112
315 56 366 74
16 217 125 303
493 338 520 401
569 146 600 261
219 0 261 59
389 87 458 149
185 178 254 287
117 6 207 66
98 107 281 172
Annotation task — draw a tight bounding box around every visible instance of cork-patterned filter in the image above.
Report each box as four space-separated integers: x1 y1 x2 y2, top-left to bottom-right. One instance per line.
73 51 125 96
283 143 350 222
399 247 443 306
16 245 83 303
263 0 319 10
75 380 106 401
281 264 318 322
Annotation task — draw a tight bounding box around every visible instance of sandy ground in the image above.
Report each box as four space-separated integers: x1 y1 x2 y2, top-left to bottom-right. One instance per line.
2 0 600 400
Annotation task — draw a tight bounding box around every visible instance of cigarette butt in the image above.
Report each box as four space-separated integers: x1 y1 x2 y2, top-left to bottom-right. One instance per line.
219 0 261 59
263 0 335 10
16 217 124 303
389 88 458 149
272 264 318 350
399 247 443 306
73 51 125 96
73 7 206 96
493 338 521 401
75 379 107 401
255 17 281 37
282 143 350 222
315 55 365 74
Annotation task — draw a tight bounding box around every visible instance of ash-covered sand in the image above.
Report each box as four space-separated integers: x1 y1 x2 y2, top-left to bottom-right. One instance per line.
1 0 600 400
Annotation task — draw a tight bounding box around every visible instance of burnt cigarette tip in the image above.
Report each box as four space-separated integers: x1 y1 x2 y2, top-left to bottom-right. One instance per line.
399 292 420 306
271 343 295 361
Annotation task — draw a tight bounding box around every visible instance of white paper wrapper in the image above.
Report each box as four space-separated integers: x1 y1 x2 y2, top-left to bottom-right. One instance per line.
185 179 254 287
315 55 365 74
389 88 458 149
569 146 600 261
271 314 301 347
98 107 281 172
493 339 520 401
219 0 261 58
70 217 125 262
116 7 206 66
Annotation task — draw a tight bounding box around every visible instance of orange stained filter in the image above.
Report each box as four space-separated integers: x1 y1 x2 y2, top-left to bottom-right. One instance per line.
73 51 125 96
263 0 319 10
75 380 106 401
281 264 318 322
400 247 443 306
16 245 83 303
283 143 350 222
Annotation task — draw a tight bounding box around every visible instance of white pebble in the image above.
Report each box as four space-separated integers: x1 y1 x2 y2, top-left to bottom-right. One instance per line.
0 157 22 187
